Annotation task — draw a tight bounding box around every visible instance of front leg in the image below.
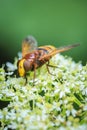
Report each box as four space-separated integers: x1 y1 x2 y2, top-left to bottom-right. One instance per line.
24 74 27 85
33 63 37 86
33 68 36 85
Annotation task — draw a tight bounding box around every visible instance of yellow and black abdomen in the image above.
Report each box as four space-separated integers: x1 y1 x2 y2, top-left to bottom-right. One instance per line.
38 45 56 54
34 45 56 68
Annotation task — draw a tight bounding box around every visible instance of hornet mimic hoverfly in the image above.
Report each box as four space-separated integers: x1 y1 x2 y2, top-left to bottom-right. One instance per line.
17 35 79 83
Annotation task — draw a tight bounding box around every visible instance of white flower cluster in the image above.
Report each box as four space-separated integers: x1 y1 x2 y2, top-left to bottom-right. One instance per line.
0 54 87 130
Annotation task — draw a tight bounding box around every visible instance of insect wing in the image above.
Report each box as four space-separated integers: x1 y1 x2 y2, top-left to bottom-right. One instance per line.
22 35 37 57
39 44 80 61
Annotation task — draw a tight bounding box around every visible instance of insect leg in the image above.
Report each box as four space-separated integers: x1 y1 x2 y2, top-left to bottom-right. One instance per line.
33 64 37 86
47 64 59 68
24 74 27 85
46 61 58 76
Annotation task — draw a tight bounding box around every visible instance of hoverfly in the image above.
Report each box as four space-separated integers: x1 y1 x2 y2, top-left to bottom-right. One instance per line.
17 35 79 84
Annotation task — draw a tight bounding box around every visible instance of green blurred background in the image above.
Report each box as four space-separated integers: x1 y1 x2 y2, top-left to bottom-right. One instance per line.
0 0 87 66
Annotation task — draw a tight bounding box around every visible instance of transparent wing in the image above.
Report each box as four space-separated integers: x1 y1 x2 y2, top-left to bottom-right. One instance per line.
39 43 80 61
22 35 37 57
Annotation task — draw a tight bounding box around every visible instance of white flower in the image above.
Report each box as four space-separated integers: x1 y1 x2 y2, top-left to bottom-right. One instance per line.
64 99 68 104
0 94 3 99
54 88 60 94
85 88 87 95
0 112 3 119
66 121 72 126
5 72 13 75
6 92 15 97
6 62 17 71
83 105 87 111
59 91 65 98
18 52 22 58
57 115 65 122
66 110 70 116
71 109 77 117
